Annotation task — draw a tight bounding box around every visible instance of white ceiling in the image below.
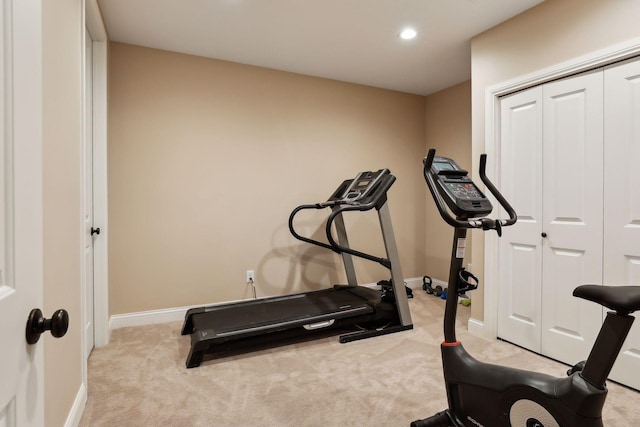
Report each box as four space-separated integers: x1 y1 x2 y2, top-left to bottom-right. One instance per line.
97 0 544 95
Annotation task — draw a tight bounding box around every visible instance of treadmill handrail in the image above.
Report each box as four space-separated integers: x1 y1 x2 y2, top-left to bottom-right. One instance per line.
325 175 396 268
289 173 397 268
288 203 338 253
325 208 391 268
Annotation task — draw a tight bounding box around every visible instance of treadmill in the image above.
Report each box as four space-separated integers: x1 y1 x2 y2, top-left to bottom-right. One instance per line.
181 168 413 368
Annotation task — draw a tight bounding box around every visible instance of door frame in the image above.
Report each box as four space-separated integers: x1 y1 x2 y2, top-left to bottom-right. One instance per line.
477 36 640 341
83 0 108 359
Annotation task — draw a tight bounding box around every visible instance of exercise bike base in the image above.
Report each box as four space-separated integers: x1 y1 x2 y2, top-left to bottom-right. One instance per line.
411 410 452 427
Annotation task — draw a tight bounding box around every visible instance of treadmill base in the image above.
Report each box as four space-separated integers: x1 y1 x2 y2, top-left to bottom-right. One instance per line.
181 285 411 368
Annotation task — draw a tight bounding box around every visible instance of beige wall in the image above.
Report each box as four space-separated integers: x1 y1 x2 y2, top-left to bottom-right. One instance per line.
470 0 640 320
423 81 472 282
42 0 83 425
37 1 640 423
108 43 426 314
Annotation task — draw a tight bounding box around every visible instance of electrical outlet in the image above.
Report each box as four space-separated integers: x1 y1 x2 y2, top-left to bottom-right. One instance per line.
246 270 255 283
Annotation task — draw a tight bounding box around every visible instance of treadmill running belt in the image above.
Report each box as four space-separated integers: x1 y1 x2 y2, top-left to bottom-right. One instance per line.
193 289 374 336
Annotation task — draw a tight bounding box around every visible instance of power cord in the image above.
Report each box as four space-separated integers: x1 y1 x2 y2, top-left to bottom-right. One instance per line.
249 277 256 299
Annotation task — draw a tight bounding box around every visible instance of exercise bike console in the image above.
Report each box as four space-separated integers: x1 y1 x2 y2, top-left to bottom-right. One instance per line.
429 156 492 218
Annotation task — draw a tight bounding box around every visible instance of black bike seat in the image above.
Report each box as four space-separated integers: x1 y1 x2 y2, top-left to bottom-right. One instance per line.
573 285 640 314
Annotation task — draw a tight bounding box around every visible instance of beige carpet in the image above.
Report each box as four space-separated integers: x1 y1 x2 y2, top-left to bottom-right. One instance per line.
79 290 640 426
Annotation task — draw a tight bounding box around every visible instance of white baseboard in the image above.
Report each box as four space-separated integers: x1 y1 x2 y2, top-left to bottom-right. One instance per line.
109 276 428 331
404 276 426 290
429 277 447 289
109 306 189 330
467 317 495 341
64 382 87 427
467 317 484 336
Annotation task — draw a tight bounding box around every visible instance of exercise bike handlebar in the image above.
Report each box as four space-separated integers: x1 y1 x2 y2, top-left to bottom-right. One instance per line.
423 148 517 234
478 154 518 227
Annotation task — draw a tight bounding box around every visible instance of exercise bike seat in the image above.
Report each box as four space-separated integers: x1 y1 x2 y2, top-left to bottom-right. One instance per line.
574 284 640 314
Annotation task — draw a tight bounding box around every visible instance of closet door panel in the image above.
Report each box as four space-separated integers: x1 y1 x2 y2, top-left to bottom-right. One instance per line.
497 87 543 351
540 70 604 365
604 57 640 390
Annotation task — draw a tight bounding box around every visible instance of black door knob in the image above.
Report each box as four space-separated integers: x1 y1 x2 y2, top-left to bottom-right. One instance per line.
541 232 547 238
25 308 69 344
91 227 100 236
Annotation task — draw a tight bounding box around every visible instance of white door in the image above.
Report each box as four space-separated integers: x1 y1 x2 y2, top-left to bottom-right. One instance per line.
84 26 95 358
0 0 45 426
540 70 604 365
497 86 544 351
603 57 640 390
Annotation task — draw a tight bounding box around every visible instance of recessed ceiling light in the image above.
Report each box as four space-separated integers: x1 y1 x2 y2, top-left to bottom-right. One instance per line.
399 28 417 40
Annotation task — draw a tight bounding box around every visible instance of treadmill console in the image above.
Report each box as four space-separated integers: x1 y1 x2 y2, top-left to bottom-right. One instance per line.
332 169 389 203
428 156 492 218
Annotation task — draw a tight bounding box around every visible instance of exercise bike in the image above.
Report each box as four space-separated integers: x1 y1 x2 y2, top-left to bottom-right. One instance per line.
411 148 640 427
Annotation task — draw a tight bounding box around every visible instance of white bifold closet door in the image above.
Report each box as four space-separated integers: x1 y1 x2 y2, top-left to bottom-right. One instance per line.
539 71 604 364
604 57 640 390
498 69 604 365
498 86 544 352
499 59 640 390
